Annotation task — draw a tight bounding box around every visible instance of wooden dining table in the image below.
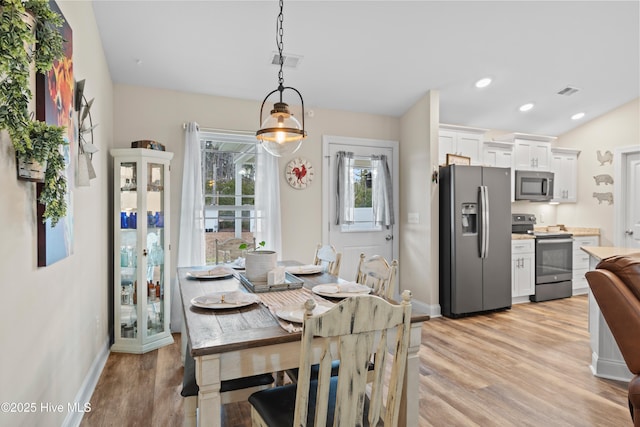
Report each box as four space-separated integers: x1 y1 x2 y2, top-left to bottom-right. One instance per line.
178 262 429 427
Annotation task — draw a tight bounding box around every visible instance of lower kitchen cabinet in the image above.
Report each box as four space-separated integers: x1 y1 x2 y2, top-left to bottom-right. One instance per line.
512 240 535 299
573 235 600 294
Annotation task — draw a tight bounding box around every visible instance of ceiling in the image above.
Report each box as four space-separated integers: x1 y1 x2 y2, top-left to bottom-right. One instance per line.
91 1 639 137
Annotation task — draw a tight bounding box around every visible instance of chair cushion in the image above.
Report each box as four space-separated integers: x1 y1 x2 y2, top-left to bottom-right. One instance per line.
181 350 274 397
249 377 379 426
597 254 640 301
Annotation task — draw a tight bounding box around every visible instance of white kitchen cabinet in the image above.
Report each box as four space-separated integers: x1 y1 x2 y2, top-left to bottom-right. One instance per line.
482 141 514 168
512 239 535 299
551 148 580 203
495 133 556 171
439 124 488 166
111 148 174 354
572 235 600 294
514 140 551 170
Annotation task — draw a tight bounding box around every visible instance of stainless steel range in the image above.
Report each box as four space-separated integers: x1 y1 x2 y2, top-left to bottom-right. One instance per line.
512 214 573 302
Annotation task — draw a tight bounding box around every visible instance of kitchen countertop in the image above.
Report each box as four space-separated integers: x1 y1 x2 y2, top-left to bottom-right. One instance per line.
512 227 600 240
512 234 535 240
565 227 600 236
580 246 640 261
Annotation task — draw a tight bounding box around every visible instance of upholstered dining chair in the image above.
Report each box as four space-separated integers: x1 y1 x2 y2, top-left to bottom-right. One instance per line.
356 253 399 299
585 254 640 427
181 342 275 427
249 291 412 427
312 244 342 276
214 237 255 264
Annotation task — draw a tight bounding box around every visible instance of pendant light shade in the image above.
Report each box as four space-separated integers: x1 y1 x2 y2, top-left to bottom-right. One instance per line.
256 0 307 157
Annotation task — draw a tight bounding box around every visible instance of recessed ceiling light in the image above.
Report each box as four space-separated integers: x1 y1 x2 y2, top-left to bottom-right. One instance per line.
571 112 585 120
475 77 492 88
519 103 534 112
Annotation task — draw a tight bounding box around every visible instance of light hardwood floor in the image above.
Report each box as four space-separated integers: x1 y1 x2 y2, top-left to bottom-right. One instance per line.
81 295 630 427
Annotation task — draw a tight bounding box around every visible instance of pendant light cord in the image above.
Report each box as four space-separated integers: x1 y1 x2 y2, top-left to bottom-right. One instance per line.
276 0 285 100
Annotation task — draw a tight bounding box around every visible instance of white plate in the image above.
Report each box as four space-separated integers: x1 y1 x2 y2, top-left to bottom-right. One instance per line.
312 283 372 299
191 291 259 309
284 265 323 275
275 301 333 323
186 267 235 280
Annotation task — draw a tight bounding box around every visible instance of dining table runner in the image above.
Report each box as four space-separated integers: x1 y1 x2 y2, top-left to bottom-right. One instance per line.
257 287 334 333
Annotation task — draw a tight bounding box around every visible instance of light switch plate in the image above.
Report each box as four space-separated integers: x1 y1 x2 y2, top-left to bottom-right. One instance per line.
408 213 419 224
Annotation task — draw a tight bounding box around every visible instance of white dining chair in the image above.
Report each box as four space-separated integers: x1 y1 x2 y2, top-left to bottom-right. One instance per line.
248 291 412 426
356 253 399 299
214 237 255 264
312 244 342 276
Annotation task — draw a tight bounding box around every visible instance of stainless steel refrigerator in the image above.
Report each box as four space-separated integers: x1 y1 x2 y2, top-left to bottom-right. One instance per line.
439 165 512 318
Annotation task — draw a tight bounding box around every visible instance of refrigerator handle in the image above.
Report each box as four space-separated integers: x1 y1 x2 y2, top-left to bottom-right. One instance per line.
479 185 489 259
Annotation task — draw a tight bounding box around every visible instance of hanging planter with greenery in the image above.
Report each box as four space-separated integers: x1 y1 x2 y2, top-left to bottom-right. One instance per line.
15 120 68 226
1 0 67 226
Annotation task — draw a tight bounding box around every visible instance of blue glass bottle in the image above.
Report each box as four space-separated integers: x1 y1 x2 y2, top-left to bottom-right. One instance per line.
120 212 128 229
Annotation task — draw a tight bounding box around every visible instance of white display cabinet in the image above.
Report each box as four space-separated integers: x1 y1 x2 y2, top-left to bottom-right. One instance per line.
111 148 174 353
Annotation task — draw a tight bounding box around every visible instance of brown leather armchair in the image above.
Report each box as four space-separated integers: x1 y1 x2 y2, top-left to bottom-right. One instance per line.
586 254 640 426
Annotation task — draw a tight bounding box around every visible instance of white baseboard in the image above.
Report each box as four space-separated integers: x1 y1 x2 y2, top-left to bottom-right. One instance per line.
62 337 110 427
591 351 633 382
412 300 441 318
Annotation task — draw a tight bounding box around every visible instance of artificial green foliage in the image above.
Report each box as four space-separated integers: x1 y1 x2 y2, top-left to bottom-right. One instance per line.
39 140 67 226
239 241 266 251
20 120 68 226
0 0 64 152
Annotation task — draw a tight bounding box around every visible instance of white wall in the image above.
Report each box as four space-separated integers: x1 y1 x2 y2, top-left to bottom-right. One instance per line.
556 98 640 245
399 91 440 311
0 2 113 426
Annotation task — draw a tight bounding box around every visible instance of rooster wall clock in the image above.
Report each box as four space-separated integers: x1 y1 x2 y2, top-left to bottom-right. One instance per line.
285 157 314 189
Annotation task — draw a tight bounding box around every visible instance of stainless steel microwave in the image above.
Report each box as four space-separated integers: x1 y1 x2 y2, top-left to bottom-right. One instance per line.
515 170 554 201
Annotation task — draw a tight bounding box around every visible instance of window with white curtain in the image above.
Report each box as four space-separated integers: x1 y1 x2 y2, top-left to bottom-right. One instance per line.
200 131 257 263
339 156 385 232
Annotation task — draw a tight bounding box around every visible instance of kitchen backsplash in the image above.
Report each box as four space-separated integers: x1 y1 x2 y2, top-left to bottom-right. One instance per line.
511 201 557 225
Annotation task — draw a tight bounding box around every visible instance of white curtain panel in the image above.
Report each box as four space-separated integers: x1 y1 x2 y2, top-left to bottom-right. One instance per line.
335 151 355 225
171 121 205 331
255 144 282 256
372 154 394 227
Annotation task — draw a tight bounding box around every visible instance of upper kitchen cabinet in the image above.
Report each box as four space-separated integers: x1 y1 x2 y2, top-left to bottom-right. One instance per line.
482 140 514 168
438 124 488 166
495 133 557 171
551 148 580 203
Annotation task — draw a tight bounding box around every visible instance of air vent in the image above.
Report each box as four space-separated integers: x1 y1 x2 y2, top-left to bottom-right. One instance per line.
270 52 303 69
557 86 580 96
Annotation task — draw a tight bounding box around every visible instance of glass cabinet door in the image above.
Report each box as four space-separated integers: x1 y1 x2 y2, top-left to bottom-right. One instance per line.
119 162 138 340
145 161 165 338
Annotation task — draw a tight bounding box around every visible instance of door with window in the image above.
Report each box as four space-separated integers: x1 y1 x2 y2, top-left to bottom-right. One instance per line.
617 149 640 248
322 136 399 282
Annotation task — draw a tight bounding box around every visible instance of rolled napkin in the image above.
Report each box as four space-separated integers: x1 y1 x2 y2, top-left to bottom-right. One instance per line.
192 291 258 306
313 282 371 294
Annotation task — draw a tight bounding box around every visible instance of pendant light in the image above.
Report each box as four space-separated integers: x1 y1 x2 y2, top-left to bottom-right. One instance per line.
256 0 307 157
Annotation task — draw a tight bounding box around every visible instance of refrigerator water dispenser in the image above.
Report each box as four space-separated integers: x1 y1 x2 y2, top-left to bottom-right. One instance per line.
461 203 477 235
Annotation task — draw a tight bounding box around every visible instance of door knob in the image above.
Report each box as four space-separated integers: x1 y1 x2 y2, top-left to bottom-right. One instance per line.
385 235 393 241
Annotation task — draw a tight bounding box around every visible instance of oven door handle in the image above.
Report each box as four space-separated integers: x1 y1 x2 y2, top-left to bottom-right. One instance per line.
536 238 574 244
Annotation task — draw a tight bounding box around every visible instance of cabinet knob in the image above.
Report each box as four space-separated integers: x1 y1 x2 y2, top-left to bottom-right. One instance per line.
625 229 635 236
143 248 148 256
